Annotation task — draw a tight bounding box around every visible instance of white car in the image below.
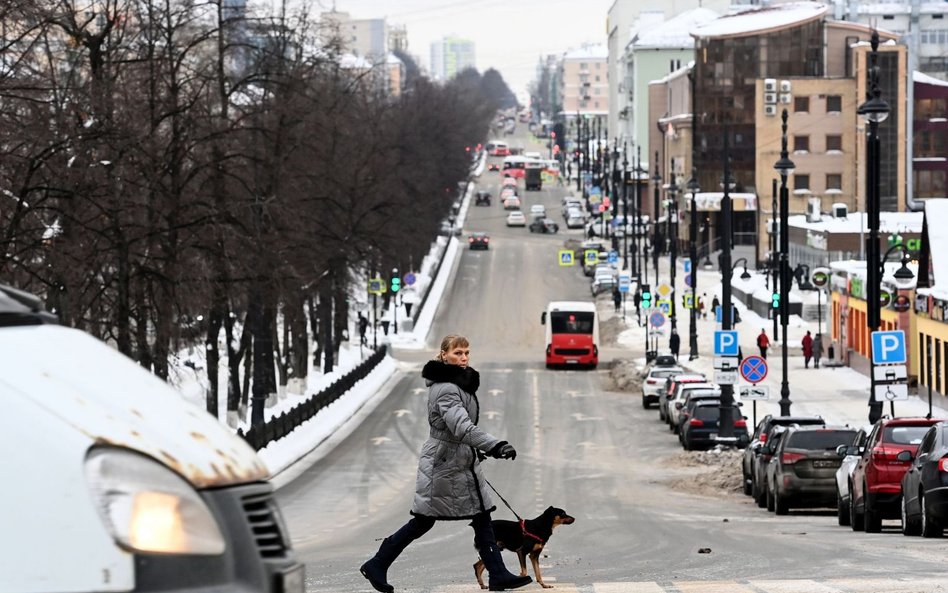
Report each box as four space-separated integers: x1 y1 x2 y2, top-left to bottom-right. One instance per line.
506 211 527 227
834 428 869 526
666 382 717 431
503 196 521 210
529 204 546 218
566 211 586 229
641 366 684 409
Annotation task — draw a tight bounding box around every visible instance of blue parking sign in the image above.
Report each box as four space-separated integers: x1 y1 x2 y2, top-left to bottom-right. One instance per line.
871 330 906 365
607 250 618 264
714 330 739 356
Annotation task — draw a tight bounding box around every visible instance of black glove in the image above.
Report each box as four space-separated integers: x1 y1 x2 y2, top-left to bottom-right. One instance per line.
490 441 516 460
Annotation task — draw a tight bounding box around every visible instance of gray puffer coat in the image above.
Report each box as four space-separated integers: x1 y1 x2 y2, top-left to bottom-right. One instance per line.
411 360 502 519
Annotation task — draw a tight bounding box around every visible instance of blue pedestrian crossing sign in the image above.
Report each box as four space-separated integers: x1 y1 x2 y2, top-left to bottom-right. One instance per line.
584 249 599 265
368 278 386 295
657 299 671 314
607 250 618 264
871 330 906 365
558 250 575 267
714 330 739 356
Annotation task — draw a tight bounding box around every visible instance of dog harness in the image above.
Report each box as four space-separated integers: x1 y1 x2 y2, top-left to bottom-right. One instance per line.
519 520 546 544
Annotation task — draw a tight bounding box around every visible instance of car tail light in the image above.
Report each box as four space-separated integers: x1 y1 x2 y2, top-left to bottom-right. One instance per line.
593 345 599 356
689 418 704 427
484 237 489 242
781 452 804 464
546 344 551 356
469 237 474 242
647 379 657 384
939 458 948 473
734 419 747 428
871 447 900 463
759 433 768 444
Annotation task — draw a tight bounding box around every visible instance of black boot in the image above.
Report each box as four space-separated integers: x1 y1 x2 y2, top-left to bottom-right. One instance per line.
480 543 532 591
360 518 432 593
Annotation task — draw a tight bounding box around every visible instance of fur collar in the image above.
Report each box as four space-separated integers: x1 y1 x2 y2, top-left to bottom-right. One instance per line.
422 360 480 394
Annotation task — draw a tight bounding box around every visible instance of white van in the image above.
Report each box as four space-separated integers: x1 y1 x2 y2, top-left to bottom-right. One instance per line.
0 284 303 593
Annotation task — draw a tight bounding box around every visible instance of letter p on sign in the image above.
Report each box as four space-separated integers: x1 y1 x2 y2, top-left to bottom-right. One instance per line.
871 330 907 365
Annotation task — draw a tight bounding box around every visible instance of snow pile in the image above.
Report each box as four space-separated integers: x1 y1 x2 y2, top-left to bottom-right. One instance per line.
664 446 744 496
607 358 644 393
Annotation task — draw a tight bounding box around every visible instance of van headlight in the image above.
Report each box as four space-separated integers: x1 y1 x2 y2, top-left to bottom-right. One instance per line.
85 448 226 555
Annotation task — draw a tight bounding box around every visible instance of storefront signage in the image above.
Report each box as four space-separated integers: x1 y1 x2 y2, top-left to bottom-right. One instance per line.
811 267 830 288
849 277 865 300
806 231 828 251
879 289 892 308
893 294 911 313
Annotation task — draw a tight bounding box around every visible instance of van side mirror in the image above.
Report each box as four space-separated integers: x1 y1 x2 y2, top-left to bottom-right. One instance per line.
896 450 914 462
540 311 546 325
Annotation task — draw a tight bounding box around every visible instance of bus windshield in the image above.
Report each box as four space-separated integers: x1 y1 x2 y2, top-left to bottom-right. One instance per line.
550 311 595 334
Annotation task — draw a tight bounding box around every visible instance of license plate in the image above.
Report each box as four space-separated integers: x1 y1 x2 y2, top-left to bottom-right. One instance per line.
279 565 305 593
565 360 578 364
813 460 839 468
708 433 718 440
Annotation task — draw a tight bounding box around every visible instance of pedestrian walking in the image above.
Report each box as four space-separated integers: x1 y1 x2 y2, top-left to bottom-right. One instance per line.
698 294 706 319
756 328 770 359
711 295 720 318
669 329 681 361
360 335 532 593
359 312 369 347
802 331 813 368
612 287 621 313
813 333 824 368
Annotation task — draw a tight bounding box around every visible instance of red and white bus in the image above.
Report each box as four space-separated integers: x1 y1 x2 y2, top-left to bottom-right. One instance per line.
540 301 600 369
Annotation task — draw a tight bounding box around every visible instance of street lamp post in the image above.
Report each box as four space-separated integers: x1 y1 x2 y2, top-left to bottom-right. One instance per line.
622 143 630 271
636 147 646 284
859 30 891 425
668 178 680 336
719 130 736 442
575 112 582 193
687 172 700 360
774 109 796 416
771 178 779 343
652 156 662 284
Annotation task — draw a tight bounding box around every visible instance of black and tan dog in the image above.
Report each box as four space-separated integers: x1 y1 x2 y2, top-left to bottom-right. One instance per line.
474 506 575 589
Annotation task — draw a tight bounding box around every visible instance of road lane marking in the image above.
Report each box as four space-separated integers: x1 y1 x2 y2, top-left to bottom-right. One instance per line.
394 409 412 417
370 436 390 445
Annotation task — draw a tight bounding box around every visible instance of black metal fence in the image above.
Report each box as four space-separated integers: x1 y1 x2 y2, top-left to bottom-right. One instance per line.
237 346 388 451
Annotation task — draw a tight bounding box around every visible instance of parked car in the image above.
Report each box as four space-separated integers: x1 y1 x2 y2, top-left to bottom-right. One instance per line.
468 232 490 250
679 403 749 451
743 414 826 497
834 428 868 526
0 283 304 593
754 425 792 509
529 218 559 234
474 191 492 206
899 421 948 537
658 373 707 423
674 388 722 436
529 204 547 218
641 365 684 409
849 417 944 532
566 212 586 229
506 211 526 227
503 196 522 210
765 426 858 515
667 382 717 432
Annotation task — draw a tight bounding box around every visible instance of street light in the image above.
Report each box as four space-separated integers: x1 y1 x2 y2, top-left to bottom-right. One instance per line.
732 257 753 281
687 172 700 360
636 146 646 284
718 129 736 443
667 178 680 336
622 143 630 271
773 108 796 416
652 161 662 283
860 30 892 425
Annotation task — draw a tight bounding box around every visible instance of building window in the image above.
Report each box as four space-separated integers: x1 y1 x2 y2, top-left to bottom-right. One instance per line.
826 95 842 113
915 130 946 157
795 174 810 191
915 169 947 199
917 98 947 119
793 135 810 152
826 174 842 191
826 135 842 152
580 62 588 70
579 100 588 108
595 62 601 69
794 96 810 113
595 75 600 82
595 101 600 108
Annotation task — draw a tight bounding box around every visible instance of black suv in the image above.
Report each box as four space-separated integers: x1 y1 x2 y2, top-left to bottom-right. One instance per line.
474 191 492 206
744 414 825 498
468 232 490 250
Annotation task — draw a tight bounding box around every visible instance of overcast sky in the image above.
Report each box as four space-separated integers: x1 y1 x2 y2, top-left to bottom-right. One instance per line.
310 0 615 100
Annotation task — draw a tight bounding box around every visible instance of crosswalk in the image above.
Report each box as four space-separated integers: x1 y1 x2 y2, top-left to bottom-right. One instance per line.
400 577 946 593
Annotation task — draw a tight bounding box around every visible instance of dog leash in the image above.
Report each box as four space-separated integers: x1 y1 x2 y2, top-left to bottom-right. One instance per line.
484 478 547 543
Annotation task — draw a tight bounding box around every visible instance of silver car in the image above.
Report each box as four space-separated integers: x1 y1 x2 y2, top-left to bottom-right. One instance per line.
834 428 869 526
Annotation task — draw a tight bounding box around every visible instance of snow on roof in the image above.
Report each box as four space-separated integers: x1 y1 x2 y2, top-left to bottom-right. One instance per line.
563 44 608 60
914 70 948 89
632 8 720 50
649 60 694 86
829 259 918 288
925 200 948 289
339 53 373 69
788 212 923 234
691 1 827 40
856 2 948 16
386 53 403 65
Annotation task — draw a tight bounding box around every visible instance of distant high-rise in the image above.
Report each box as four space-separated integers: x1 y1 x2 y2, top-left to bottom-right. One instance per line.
430 36 476 81
320 10 388 60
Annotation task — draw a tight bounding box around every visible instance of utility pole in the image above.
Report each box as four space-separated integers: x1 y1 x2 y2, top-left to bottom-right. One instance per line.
771 178 779 343
652 152 661 284
774 109 796 416
719 130 735 442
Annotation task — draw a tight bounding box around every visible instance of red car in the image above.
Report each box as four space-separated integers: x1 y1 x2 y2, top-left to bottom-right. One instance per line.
849 417 945 532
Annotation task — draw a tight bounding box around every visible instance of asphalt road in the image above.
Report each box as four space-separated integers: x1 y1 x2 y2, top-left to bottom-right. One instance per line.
276 133 947 593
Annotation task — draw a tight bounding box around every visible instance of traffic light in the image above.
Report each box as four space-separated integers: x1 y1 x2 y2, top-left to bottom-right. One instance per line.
771 292 780 309
641 285 652 309
391 274 401 293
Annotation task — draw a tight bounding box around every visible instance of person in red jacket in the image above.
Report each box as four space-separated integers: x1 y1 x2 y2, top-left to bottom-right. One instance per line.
801 330 813 368
757 329 771 359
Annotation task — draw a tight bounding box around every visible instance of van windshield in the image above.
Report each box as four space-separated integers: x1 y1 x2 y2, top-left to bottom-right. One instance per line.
550 311 594 334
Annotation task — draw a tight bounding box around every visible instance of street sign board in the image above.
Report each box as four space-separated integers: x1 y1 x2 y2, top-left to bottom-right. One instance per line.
871 330 907 365
715 305 739 323
584 249 599 265
714 357 739 371
811 267 830 288
740 356 768 384
893 294 911 312
404 272 416 286
607 250 619 264
558 250 575 266
740 385 771 401
874 383 909 401
368 278 386 295
649 311 667 328
683 292 694 309
872 365 908 382
684 259 692 274
714 371 739 385
656 283 673 298
684 273 693 288
657 299 671 314
618 272 631 293
714 330 739 357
